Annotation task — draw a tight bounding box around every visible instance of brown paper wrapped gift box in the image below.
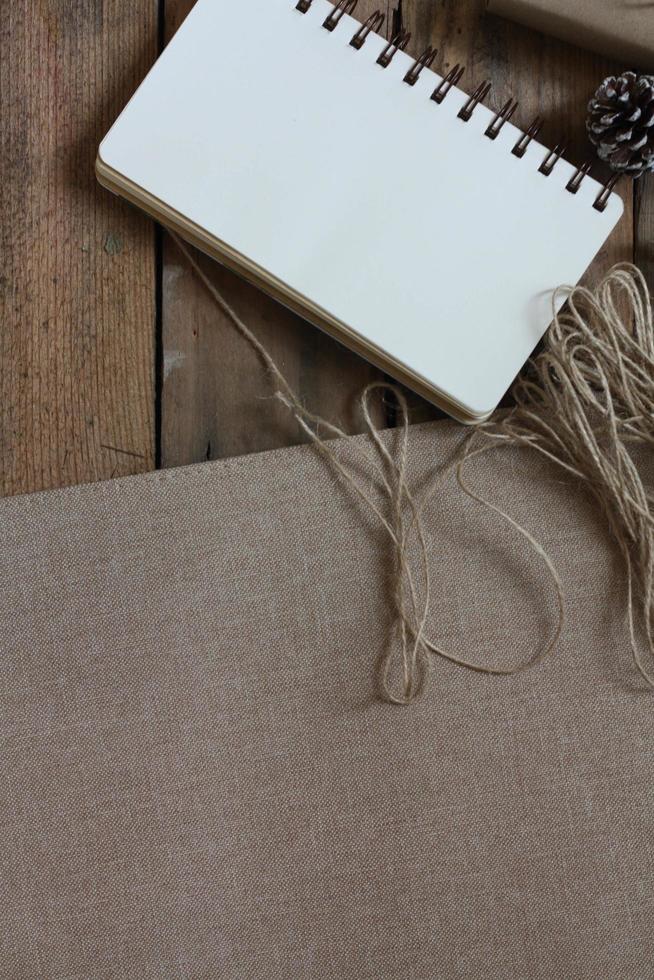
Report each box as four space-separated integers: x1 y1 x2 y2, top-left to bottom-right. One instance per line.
1 421 653 978
487 0 654 69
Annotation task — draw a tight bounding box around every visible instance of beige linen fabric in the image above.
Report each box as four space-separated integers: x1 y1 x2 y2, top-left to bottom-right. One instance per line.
0 421 652 979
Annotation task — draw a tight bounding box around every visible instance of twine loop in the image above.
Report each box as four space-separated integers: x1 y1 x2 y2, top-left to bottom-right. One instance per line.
172 235 654 702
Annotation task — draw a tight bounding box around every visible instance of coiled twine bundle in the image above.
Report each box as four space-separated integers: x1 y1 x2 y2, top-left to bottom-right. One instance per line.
482 264 654 690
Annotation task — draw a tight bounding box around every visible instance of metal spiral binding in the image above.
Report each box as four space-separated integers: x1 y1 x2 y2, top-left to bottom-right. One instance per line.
458 81 492 122
593 173 620 213
404 48 437 87
566 161 593 195
513 118 544 158
294 1 621 212
485 99 518 140
539 142 568 176
350 11 385 49
431 65 465 104
377 31 411 68
322 0 357 32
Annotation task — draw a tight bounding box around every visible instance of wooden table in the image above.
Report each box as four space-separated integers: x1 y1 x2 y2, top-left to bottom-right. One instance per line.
2 0 652 496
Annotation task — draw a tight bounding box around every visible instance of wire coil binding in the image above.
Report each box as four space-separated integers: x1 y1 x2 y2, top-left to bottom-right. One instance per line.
350 11 385 49
593 173 620 213
294 1 621 211
458 81 492 122
323 0 357 32
377 31 411 68
566 160 593 195
485 99 518 140
431 65 465 104
513 117 544 158
404 48 437 87
539 142 568 176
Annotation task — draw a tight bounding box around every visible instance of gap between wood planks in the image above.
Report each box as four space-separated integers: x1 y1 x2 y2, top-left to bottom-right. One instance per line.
154 0 168 468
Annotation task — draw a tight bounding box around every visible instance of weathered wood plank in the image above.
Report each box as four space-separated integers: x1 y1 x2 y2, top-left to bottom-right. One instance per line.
0 1 158 496
635 178 654 288
161 0 393 468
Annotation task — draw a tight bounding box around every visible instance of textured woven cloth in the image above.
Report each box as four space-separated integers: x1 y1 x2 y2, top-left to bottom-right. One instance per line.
0 421 652 979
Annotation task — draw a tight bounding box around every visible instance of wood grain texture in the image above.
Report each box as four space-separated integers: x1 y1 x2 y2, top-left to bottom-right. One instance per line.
3 1 651 489
635 178 654 288
0 1 157 497
160 0 393 469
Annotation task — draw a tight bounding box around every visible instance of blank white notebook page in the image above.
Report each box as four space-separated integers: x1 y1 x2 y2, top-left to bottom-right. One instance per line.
99 0 623 419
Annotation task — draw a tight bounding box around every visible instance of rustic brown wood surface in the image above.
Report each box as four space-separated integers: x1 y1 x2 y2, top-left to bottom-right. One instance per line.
1 0 651 494
0 1 157 497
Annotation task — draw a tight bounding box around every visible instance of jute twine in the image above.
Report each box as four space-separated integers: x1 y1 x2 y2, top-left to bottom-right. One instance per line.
482 265 654 691
172 235 654 703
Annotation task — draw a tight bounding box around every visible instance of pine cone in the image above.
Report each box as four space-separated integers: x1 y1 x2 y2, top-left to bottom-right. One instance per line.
587 71 654 176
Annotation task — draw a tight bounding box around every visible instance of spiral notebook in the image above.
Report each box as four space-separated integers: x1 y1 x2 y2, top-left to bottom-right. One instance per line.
96 0 624 423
